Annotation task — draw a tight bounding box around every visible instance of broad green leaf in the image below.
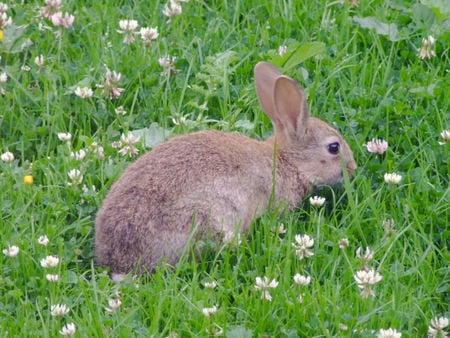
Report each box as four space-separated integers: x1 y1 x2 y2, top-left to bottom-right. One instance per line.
130 123 172 149
0 25 33 54
226 326 253 338
353 16 400 41
269 41 326 70
421 0 450 19
412 4 437 30
282 42 326 71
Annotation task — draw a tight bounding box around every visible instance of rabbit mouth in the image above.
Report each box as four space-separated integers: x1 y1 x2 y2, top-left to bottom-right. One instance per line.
346 162 358 176
335 164 357 183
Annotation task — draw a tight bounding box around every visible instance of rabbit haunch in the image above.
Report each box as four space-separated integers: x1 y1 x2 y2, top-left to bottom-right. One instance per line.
95 62 357 274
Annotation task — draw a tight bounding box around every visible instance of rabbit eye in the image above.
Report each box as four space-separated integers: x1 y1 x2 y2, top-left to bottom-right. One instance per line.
327 142 340 155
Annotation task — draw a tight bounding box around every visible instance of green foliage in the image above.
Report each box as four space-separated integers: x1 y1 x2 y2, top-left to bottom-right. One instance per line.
353 17 400 41
0 0 449 336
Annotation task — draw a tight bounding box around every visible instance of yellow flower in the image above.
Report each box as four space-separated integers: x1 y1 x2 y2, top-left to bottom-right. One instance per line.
0 30 3 41
23 175 34 184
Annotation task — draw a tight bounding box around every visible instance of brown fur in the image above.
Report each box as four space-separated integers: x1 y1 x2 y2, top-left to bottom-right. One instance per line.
94 62 357 274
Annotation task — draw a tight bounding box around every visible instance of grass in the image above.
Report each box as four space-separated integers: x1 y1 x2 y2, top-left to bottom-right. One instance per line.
0 0 449 337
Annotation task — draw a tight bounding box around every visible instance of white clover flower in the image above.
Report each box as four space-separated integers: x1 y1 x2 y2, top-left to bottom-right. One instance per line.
158 55 179 75
120 133 140 145
418 35 436 60
438 130 450 145
105 297 122 313
338 238 349 249
106 69 121 83
0 72 7 83
428 316 449 337
222 231 242 246
206 326 224 337
159 56 177 68
0 3 9 12
1 151 14 163
203 281 217 289
97 69 124 99
292 234 314 260
431 316 449 329
111 141 122 149
51 12 75 28
293 273 311 286
38 235 50 246
254 276 278 301
202 305 218 317
163 0 182 20
356 246 374 263
67 169 83 185
339 323 349 331
3 245 19 257
0 12 12 30
354 268 382 298
82 184 96 194
57 132 72 142
278 223 287 234
74 86 93 98
40 255 60 268
119 19 139 31
377 328 401 338
70 149 87 161
140 27 159 46
117 133 140 157
117 19 139 44
35 55 45 68
41 0 62 19
309 195 325 207
59 322 76 337
46 274 59 282
51 304 70 316
22 65 31 72
171 115 186 126
278 45 287 56
384 173 402 184
115 106 127 115
89 142 105 159
382 218 396 234
366 138 388 154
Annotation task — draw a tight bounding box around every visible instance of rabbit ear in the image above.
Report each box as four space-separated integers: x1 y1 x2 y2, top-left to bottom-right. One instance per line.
254 62 284 135
273 75 309 140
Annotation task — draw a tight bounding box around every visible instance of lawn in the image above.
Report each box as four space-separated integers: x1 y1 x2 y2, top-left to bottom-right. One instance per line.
0 0 448 337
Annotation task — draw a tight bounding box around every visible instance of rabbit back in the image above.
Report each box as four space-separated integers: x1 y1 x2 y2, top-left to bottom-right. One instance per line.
95 130 280 273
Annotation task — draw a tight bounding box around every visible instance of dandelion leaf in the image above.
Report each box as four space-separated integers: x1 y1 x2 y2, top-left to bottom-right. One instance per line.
353 16 400 41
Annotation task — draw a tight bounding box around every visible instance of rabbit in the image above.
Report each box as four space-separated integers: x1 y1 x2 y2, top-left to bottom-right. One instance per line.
94 61 357 277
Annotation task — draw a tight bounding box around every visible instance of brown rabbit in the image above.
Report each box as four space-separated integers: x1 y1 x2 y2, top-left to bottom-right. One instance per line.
95 62 357 277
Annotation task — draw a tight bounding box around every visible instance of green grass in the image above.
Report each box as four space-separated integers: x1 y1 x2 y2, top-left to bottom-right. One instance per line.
1 0 449 337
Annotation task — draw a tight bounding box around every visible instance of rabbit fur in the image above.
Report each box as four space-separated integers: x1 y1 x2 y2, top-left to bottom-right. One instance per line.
95 61 357 275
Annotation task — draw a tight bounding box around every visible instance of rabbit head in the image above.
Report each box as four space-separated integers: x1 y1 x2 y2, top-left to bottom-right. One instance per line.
254 61 357 186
